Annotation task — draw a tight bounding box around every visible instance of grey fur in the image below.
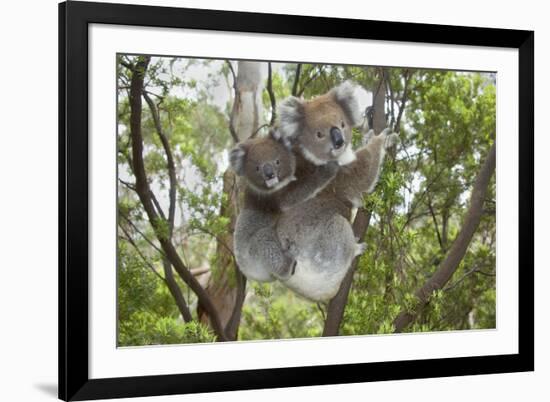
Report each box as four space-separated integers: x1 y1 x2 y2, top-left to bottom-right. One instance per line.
277 96 304 140
277 129 398 301
231 134 339 283
229 145 247 176
276 81 364 167
277 161 339 211
330 80 364 127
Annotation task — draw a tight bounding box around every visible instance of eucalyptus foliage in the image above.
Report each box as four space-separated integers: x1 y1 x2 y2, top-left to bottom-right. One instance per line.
117 56 495 345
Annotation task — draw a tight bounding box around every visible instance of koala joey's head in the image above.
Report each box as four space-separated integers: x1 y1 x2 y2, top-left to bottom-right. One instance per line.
277 81 363 166
229 130 296 194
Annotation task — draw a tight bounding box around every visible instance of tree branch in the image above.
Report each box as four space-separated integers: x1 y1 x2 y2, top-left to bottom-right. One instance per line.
322 210 372 336
393 143 496 332
119 59 133 70
143 91 176 233
266 62 277 127
297 65 324 97
191 228 237 262
322 73 387 337
393 69 411 133
291 63 302 96
384 69 396 129
443 265 495 292
119 212 164 255
427 197 444 251
143 75 196 324
118 226 166 283
127 56 227 341
162 259 193 322
226 61 240 143
118 178 136 192
226 60 237 87
121 218 193 322
225 271 247 340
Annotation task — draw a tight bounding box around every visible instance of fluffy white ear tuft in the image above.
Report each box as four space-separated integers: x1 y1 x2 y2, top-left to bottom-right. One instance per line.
331 80 364 128
229 144 247 175
354 86 372 118
277 96 304 139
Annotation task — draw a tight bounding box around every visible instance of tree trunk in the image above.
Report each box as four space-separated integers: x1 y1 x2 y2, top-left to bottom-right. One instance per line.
323 73 386 336
198 61 264 339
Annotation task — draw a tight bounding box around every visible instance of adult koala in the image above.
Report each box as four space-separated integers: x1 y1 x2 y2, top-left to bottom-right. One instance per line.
276 81 398 301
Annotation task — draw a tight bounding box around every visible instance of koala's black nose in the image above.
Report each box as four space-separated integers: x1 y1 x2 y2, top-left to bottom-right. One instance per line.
262 163 275 179
330 127 344 149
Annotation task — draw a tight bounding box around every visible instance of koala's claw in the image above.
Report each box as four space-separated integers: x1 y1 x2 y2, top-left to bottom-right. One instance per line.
362 129 375 146
354 242 367 257
272 259 297 282
384 133 399 149
291 260 297 276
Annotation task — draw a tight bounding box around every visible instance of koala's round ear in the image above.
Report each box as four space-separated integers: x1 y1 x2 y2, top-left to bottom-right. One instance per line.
229 144 247 176
330 80 363 128
269 129 293 150
276 96 304 140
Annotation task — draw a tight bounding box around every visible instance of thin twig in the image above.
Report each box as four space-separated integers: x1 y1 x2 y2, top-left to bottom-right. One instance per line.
226 60 237 87
226 61 240 143
427 197 444 251
190 228 237 262
118 226 166 283
291 63 302 96
119 212 165 255
267 62 277 126
297 65 325 97
443 267 496 292
394 69 411 133
118 178 136 192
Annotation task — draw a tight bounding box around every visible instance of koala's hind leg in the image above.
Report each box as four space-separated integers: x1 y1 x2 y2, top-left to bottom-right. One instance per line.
253 227 297 281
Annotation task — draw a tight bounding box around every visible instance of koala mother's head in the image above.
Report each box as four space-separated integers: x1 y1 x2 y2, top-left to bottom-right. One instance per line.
277 81 364 166
229 130 296 194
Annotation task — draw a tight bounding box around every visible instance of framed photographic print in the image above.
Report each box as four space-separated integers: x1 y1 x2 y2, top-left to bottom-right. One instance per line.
59 1 534 400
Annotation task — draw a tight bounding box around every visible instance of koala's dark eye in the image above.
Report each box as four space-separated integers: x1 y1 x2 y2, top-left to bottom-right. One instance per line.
341 121 345 129
316 131 324 139
256 166 260 171
275 159 280 165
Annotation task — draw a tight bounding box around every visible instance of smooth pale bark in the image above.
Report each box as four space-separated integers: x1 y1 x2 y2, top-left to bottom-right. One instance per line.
199 61 263 340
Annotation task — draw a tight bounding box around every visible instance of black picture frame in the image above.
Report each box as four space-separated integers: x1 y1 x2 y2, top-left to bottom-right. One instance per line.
59 1 534 400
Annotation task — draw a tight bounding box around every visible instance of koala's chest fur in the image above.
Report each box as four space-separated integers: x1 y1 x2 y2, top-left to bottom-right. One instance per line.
293 153 356 214
242 188 281 214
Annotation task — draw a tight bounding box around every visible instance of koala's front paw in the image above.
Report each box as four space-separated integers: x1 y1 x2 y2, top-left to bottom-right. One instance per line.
362 129 375 146
272 259 297 282
354 242 367 257
384 133 399 149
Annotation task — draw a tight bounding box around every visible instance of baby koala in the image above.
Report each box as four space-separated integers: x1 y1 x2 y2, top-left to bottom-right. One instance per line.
230 130 339 283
